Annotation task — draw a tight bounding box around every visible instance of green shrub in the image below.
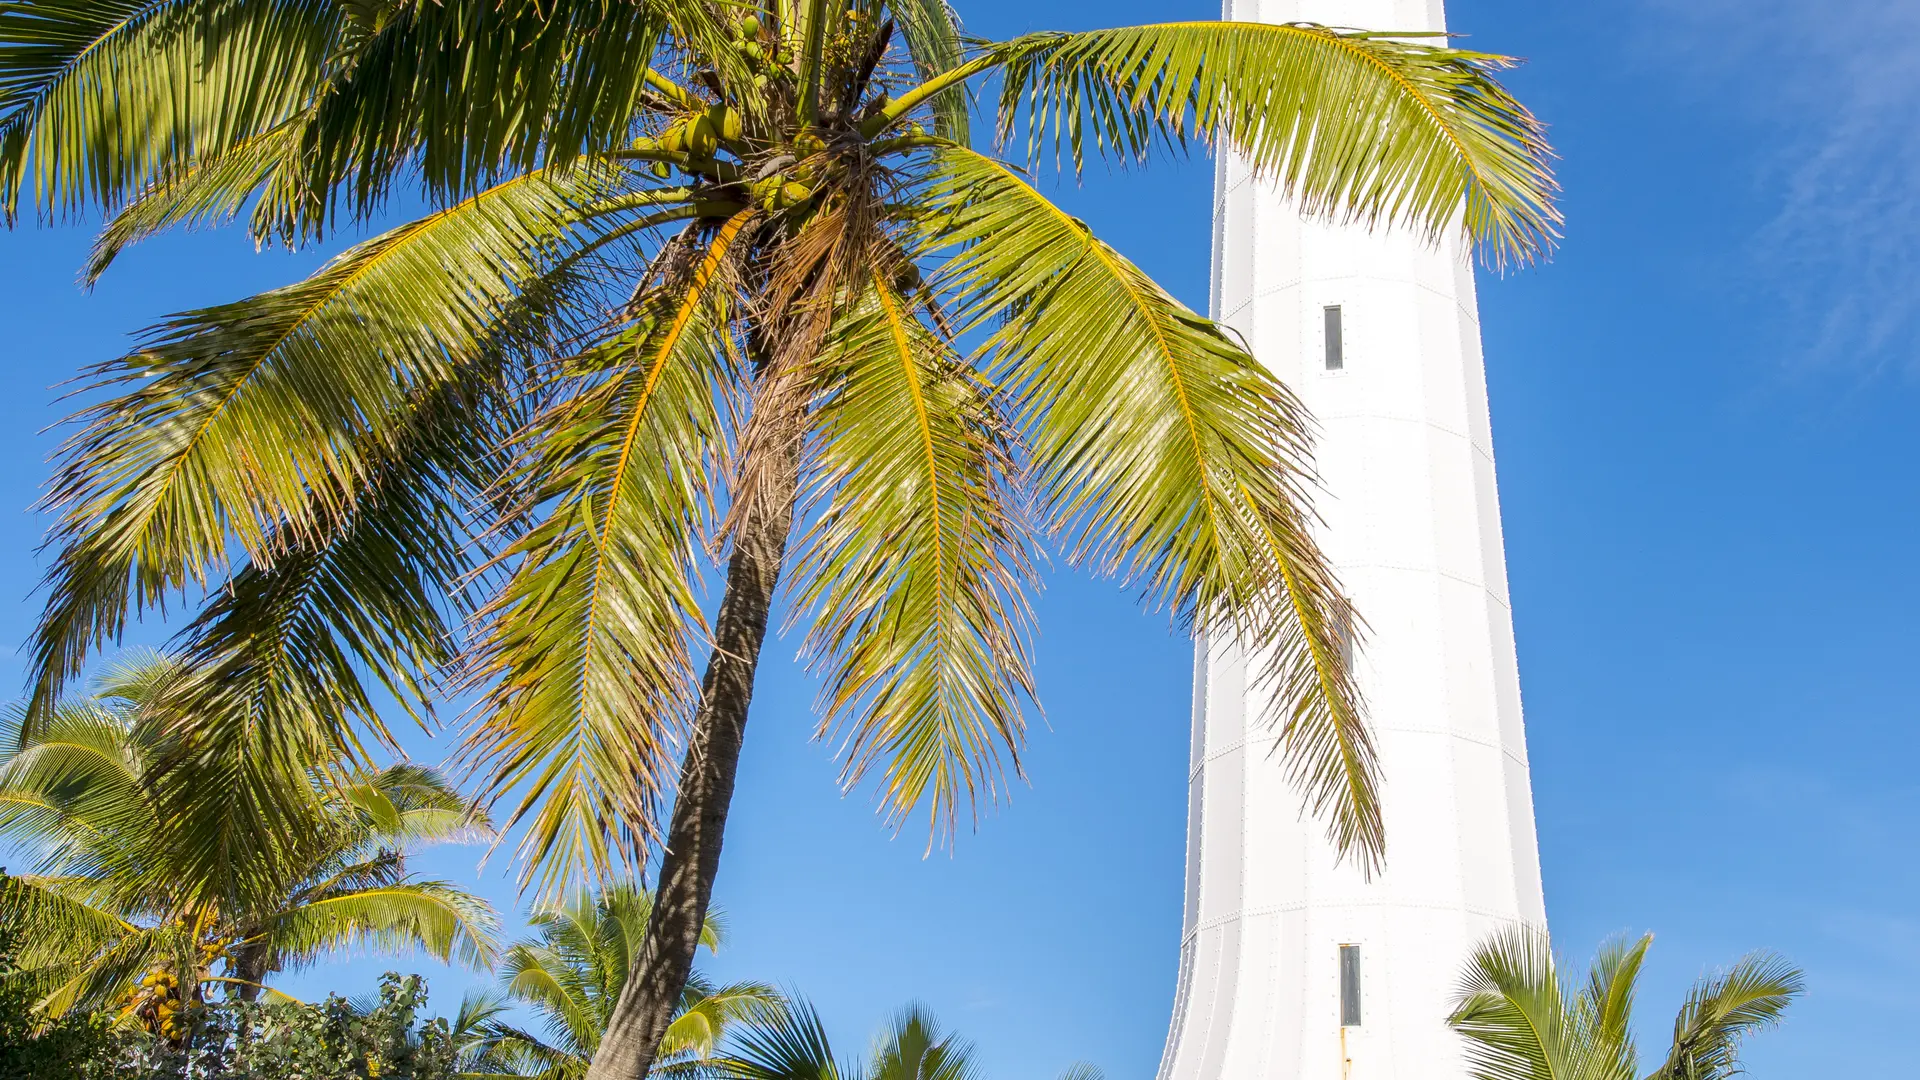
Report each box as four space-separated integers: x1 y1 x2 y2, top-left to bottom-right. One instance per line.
105 974 457 1080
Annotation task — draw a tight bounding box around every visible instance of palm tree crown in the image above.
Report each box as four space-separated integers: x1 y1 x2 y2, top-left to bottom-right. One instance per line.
460 884 779 1079
0 653 498 1033
1447 926 1805 1080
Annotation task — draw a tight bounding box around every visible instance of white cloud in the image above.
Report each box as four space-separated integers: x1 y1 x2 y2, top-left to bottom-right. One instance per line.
1641 0 1920 375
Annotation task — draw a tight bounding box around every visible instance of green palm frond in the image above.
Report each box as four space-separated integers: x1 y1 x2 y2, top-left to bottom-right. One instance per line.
886 0 970 141
1581 933 1650 1071
84 119 309 282
463 212 755 895
268 880 499 972
991 22 1558 264
659 981 783 1064
1447 925 1620 1080
715 998 844 1080
1646 952 1804 1080
920 144 1380 864
0 698 151 863
867 1004 977 1080
0 0 339 221
0 873 136 973
340 764 495 848
33 167 605 720
1448 929 1800 1080
0 871 193 1018
298 0 672 215
793 275 1036 837
503 941 601 1059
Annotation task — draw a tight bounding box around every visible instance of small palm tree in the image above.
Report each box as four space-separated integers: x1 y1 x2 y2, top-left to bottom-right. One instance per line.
1447 927 1805 1080
3 3 1559 1076
717 1000 1098 1080
0 654 497 1036
459 884 779 1079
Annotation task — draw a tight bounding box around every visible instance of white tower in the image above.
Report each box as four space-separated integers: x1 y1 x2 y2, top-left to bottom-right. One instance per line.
1157 3 1547 1079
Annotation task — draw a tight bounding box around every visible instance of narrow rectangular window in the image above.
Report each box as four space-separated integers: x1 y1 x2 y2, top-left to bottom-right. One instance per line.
1323 305 1344 370
1339 945 1362 1026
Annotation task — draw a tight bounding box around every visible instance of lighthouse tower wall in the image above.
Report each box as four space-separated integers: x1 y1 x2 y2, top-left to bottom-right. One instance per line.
1158 3 1547 1078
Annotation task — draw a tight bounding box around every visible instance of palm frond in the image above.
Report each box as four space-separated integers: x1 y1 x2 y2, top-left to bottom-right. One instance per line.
1647 952 1804 1080
0 698 151 865
267 880 499 972
714 998 843 1080
919 144 1379 865
462 212 755 896
992 21 1558 264
0 0 340 221
84 119 308 282
885 0 970 141
298 0 671 217
1581 933 1650 1071
32 167 605 719
867 1003 977 1080
793 275 1036 838
660 981 784 1064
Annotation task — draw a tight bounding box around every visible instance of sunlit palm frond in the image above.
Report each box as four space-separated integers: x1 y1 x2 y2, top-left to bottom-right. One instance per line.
991 21 1558 265
0 698 150 865
1448 926 1635 1080
1646 952 1804 1080
267 880 499 973
462 212 755 896
84 120 309 282
299 0 672 216
793 275 1036 838
659 981 783 1065
340 764 495 849
1449 926 1582 1080
0 873 136 975
32 167 607 719
0 0 339 221
503 940 602 1060
919 144 1380 865
885 0 969 141
1580 933 1650 1071
867 1004 977 1080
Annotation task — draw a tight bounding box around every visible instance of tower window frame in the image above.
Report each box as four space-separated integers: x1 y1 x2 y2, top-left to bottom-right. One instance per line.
1323 304 1345 371
1339 944 1362 1027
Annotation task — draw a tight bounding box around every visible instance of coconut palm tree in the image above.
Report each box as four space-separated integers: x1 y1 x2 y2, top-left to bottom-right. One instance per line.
2 2 1558 1076
458 884 779 1079
717 1000 1099 1080
0 653 497 1037
1446 927 1805 1080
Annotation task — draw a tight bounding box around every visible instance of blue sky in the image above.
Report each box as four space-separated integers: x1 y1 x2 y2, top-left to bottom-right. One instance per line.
1 0 1915 1077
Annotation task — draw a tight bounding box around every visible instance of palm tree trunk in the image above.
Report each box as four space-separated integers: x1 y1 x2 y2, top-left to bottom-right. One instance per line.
583 425 802 1080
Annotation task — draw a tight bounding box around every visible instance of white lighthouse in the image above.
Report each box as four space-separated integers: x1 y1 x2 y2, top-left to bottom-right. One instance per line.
1157 2 1547 1078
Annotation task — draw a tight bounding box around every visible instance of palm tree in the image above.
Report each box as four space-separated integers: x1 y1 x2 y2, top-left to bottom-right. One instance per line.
1447 927 1805 1080
3 3 1558 1076
459 884 780 1079
0 653 497 1037
717 1000 1099 1080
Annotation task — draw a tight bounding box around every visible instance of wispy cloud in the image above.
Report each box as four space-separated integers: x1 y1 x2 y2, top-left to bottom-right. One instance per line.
1642 0 1920 376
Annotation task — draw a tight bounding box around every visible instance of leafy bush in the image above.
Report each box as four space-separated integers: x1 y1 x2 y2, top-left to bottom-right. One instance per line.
105 974 458 1080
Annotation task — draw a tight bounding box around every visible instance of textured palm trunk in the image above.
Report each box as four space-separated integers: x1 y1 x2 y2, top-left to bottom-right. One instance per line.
583 426 802 1080
228 942 269 1002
